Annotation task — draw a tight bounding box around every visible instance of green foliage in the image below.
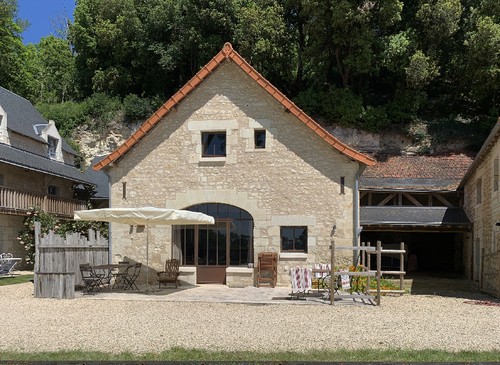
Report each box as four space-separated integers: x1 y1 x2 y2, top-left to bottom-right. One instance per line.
17 207 57 265
1 348 499 362
36 101 86 138
1 0 498 140
406 50 440 89
123 94 158 121
0 275 33 286
17 207 108 266
0 0 29 94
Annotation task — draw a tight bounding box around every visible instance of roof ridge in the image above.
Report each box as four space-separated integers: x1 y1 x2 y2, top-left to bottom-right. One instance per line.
94 42 375 170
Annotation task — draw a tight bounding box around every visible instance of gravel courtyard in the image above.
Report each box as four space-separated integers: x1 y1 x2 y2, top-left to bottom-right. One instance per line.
2 279 499 354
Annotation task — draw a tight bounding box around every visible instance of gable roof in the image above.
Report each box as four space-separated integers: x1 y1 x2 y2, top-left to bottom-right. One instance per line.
361 154 475 191
459 118 500 188
94 43 375 171
0 86 78 156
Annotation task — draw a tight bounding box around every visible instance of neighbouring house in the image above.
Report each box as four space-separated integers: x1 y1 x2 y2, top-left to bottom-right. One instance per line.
359 154 474 274
82 156 110 209
0 86 92 266
459 119 500 297
94 43 375 286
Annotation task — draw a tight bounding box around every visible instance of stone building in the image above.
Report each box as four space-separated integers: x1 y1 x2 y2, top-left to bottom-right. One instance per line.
94 43 375 286
0 86 90 265
460 119 500 297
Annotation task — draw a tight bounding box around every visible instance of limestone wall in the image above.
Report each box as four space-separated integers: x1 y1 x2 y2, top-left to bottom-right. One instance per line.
463 134 500 289
107 62 361 286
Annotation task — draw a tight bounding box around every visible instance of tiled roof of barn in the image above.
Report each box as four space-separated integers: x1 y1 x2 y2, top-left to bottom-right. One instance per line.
361 154 475 191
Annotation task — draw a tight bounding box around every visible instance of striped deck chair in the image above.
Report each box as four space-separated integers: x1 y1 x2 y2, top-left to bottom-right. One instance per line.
289 267 312 299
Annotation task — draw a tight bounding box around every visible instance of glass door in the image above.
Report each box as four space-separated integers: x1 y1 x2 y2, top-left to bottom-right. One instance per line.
196 220 229 284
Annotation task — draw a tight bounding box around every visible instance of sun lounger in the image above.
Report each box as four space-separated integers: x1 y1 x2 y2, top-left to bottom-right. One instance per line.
289 267 312 299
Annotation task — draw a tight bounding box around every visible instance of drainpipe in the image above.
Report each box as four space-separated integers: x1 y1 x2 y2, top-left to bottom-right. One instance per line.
353 165 365 265
101 168 112 264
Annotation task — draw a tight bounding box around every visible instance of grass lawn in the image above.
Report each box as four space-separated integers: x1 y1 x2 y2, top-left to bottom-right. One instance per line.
0 348 499 362
0 274 33 286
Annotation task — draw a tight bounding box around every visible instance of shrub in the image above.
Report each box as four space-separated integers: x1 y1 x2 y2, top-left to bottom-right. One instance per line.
123 94 158 122
36 101 86 138
17 207 108 266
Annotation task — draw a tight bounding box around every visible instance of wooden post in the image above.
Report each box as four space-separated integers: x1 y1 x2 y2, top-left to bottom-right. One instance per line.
361 241 366 267
376 241 381 306
366 242 371 292
330 238 335 306
400 241 405 293
480 248 485 292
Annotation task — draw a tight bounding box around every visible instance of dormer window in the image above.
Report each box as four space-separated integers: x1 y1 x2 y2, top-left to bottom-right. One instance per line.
48 136 58 159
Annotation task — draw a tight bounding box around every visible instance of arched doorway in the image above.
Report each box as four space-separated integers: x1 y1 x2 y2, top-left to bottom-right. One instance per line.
173 203 254 284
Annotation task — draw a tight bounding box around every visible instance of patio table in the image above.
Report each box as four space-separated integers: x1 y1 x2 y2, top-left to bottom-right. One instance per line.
92 263 132 288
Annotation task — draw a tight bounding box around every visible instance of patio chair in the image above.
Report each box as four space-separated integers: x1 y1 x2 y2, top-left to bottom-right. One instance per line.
289 267 312 299
157 259 181 289
111 261 131 289
79 263 103 294
123 263 142 291
0 253 21 277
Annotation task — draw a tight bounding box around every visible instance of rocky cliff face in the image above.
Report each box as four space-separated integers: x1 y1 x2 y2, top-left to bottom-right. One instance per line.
75 120 470 167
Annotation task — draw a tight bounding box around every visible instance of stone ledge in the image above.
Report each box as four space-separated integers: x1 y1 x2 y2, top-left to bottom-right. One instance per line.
226 267 254 274
279 252 308 260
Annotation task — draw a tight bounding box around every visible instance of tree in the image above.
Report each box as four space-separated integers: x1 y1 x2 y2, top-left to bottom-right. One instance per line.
0 0 28 93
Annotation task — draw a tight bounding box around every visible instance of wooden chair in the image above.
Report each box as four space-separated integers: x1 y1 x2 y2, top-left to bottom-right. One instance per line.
257 252 278 287
157 259 181 289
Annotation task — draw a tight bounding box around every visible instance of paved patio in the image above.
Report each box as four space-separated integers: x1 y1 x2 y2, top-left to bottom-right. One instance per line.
80 283 377 306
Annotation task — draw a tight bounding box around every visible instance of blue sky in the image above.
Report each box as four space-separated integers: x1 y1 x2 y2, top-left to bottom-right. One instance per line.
18 0 75 44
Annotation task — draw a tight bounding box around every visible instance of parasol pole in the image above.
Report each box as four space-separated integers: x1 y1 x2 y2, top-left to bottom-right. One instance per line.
145 221 150 293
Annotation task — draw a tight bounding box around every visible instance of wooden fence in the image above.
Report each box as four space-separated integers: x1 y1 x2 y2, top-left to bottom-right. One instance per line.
361 241 406 295
481 249 500 298
34 222 109 299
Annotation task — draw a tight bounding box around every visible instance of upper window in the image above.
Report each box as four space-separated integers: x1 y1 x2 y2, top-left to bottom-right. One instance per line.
47 136 58 159
254 130 266 149
0 174 4 186
202 132 226 157
281 226 307 253
48 185 58 196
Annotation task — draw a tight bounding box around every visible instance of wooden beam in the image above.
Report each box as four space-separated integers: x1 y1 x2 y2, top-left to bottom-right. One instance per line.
378 193 396 206
402 192 424 206
432 193 453 207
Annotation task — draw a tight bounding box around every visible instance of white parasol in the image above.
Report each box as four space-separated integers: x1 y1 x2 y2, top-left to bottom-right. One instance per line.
74 207 214 291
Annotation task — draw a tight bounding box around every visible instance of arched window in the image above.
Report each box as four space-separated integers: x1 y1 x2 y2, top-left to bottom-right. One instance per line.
174 203 254 266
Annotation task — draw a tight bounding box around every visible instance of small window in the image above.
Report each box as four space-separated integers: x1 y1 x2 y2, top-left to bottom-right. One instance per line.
202 132 226 157
476 178 482 204
48 136 58 158
340 176 345 195
281 226 307 253
494 157 499 192
122 182 127 199
254 130 266 149
48 185 58 196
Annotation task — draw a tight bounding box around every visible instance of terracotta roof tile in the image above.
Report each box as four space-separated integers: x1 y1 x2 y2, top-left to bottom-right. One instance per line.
94 43 375 171
361 154 475 190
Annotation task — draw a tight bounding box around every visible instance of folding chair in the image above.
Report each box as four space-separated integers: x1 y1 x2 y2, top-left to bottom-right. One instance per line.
112 261 131 289
289 267 312 299
123 263 142 291
79 264 103 294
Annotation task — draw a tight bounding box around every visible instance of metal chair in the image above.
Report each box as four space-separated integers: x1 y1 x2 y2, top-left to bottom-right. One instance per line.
111 261 131 289
157 259 181 289
123 263 142 291
79 263 103 294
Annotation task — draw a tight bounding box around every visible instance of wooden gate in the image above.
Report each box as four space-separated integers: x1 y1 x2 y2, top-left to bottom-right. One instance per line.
34 222 109 299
